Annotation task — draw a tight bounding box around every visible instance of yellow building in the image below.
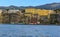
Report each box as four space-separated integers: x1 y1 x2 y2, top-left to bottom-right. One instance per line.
25 8 54 16
37 9 54 16
37 9 49 16
0 10 3 23
25 8 55 19
25 8 37 14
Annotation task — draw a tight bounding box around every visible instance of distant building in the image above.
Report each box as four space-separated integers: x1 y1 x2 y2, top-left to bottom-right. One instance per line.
25 8 37 14
0 8 57 24
2 9 21 24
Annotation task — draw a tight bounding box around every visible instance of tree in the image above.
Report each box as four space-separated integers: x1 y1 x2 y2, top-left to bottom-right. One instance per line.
6 9 10 23
54 9 60 24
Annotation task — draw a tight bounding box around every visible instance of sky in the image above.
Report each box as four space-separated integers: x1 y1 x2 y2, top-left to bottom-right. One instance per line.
0 0 60 6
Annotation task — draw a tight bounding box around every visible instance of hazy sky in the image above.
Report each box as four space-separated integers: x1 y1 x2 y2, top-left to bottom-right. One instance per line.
0 0 60 6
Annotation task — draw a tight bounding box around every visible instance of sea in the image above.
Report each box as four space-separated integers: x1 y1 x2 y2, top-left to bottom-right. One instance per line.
0 24 60 37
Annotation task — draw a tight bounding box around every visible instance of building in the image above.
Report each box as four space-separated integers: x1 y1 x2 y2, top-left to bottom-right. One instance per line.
0 8 56 24
25 8 37 14
25 8 55 24
25 8 54 17
25 8 39 24
2 9 20 24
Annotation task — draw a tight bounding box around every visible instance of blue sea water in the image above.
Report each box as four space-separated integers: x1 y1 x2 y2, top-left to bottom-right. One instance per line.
0 24 60 37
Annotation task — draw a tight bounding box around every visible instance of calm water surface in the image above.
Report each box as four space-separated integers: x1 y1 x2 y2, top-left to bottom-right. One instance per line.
0 24 60 37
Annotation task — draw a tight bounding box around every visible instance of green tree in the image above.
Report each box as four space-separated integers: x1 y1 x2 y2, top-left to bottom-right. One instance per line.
54 9 60 24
